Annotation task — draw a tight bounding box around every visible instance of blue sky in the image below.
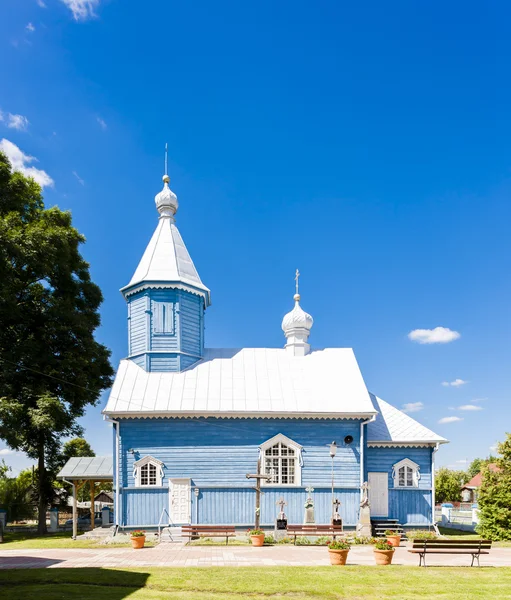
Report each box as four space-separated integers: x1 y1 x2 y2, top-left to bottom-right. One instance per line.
1 0 510 474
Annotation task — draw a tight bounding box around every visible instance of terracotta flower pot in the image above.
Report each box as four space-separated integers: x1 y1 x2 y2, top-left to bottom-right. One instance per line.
131 536 146 549
386 534 401 547
250 534 265 547
328 549 350 565
374 549 394 565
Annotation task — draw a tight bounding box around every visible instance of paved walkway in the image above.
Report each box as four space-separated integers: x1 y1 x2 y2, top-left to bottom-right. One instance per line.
0 544 510 569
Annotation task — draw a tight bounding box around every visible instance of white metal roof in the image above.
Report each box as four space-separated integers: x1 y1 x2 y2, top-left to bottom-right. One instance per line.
367 394 447 445
121 217 210 303
103 348 376 418
57 456 113 480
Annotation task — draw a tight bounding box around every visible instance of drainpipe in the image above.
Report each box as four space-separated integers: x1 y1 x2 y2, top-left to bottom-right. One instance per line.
104 416 120 533
431 443 440 532
359 415 377 497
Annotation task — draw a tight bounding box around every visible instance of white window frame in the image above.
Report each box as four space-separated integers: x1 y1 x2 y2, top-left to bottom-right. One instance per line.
392 458 420 488
260 433 302 487
133 455 165 488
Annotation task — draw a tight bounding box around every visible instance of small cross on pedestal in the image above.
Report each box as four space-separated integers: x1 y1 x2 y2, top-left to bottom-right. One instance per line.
305 485 314 496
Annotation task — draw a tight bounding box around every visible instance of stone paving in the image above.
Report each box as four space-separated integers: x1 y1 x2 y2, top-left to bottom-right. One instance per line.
0 544 510 569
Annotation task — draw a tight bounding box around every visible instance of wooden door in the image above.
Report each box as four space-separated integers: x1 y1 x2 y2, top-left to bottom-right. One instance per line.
169 478 191 524
368 472 388 517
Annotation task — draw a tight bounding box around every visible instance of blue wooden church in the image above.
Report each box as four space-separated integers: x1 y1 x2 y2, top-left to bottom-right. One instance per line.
103 172 447 532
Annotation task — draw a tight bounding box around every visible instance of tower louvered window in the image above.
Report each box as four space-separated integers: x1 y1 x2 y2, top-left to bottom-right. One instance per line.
153 302 174 334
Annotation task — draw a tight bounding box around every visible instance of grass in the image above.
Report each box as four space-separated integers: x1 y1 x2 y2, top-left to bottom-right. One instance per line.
0 567 511 599
0 531 156 550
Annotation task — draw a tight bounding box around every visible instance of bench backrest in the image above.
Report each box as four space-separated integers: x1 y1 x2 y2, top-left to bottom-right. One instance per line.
182 525 235 532
411 539 492 550
287 524 343 532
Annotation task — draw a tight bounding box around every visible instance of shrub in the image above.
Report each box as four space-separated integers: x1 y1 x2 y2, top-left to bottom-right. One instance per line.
277 536 293 544
264 535 276 545
372 539 395 551
328 539 351 550
407 530 437 540
247 529 264 536
350 535 372 545
315 536 331 545
295 536 311 545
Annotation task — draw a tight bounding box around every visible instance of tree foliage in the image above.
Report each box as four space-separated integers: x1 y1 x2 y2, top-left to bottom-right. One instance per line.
467 456 497 479
435 468 469 503
0 152 114 532
0 468 36 522
477 433 511 541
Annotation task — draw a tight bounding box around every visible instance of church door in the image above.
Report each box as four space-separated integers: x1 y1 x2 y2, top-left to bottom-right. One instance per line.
368 472 388 517
169 478 191 524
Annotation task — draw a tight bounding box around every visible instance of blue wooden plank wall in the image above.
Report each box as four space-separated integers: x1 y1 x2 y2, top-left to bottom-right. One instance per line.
195 488 360 526
388 490 432 525
179 292 203 356
123 487 168 527
365 446 432 489
119 417 362 488
128 294 147 356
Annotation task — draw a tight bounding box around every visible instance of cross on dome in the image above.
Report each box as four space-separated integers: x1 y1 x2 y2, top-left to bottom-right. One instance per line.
155 144 178 219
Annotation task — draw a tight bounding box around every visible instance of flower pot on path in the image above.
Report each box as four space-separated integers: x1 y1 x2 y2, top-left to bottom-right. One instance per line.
328 549 350 565
374 549 394 565
386 534 401 548
131 536 146 549
250 534 265 547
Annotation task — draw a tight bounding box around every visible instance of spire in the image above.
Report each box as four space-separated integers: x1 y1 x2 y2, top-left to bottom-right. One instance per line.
281 269 313 356
155 143 178 219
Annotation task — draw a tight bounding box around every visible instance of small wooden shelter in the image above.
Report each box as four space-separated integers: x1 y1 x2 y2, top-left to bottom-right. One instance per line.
57 456 113 539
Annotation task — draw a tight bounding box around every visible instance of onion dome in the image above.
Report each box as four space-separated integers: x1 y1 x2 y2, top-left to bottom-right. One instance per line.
155 174 178 218
281 293 314 333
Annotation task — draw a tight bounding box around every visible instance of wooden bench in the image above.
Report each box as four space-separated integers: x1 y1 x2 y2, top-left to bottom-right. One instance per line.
181 525 236 545
408 538 492 567
287 524 343 545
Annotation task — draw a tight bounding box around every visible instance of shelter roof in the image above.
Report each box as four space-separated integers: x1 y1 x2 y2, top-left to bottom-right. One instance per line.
103 347 376 419
57 456 113 480
367 394 447 445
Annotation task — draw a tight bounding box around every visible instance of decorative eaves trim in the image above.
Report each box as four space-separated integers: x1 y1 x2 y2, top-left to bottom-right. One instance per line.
103 411 377 421
133 455 164 468
367 441 444 448
260 433 303 451
121 281 211 306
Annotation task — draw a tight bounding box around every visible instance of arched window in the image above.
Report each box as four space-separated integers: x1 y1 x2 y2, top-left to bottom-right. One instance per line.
260 434 302 486
392 458 420 488
133 455 164 487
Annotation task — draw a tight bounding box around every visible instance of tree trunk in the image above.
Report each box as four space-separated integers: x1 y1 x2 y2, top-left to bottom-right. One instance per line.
37 442 47 534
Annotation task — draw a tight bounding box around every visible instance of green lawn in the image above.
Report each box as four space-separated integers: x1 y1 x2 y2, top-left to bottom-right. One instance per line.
1 567 510 599
0 531 156 550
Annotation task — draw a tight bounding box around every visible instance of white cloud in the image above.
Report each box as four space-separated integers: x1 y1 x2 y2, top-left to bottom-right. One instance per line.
73 170 85 185
61 0 100 21
26 23 36 32
408 327 460 344
0 448 14 455
442 378 468 387
402 402 424 414
36 0 47 6
455 459 469 464
0 139 54 188
96 116 107 130
489 444 498 453
458 404 483 411
7 113 29 131
438 416 464 424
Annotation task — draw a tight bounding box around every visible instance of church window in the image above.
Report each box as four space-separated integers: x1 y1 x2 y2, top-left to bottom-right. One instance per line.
260 434 302 486
392 458 420 488
153 302 174 334
133 455 164 487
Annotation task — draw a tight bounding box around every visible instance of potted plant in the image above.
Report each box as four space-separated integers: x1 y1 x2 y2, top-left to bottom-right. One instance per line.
385 529 401 547
372 538 395 565
327 539 351 565
130 530 146 549
247 528 265 547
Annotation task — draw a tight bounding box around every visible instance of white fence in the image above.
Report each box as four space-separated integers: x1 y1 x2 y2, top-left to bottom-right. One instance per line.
438 505 479 532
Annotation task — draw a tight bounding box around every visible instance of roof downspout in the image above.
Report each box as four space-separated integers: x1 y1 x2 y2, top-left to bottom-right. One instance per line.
360 415 377 498
104 416 120 533
431 442 440 534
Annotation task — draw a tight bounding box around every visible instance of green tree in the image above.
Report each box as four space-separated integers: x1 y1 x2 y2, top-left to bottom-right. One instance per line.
477 434 511 540
0 153 114 533
467 456 497 479
0 468 36 522
435 468 469 503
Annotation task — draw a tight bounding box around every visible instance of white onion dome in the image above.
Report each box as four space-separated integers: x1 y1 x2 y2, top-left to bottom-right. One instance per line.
281 293 313 333
155 174 178 218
